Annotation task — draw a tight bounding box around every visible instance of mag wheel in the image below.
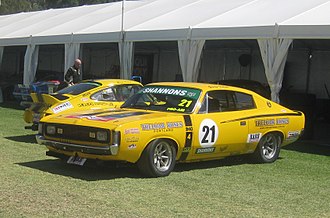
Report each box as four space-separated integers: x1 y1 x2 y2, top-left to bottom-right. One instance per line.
253 133 281 163
138 139 176 177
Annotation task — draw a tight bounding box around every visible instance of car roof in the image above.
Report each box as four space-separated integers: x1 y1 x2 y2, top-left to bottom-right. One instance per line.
145 81 257 95
82 79 143 86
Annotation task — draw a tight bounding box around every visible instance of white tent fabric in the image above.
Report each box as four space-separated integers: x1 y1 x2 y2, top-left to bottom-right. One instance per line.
1 0 330 46
23 44 39 85
119 40 134 79
1 0 330 88
178 39 205 82
64 42 81 77
258 38 293 103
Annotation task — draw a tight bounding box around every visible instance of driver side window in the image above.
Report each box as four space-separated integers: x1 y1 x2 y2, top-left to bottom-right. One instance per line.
198 90 255 113
91 88 116 101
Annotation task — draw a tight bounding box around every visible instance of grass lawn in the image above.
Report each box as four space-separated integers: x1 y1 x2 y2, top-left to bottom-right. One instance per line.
0 102 329 217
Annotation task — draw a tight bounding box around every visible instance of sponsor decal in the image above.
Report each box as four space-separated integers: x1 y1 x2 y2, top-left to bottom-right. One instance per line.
255 119 275 127
128 144 137 150
52 101 73 113
141 121 183 132
140 86 200 99
167 107 185 112
81 97 89 102
255 118 289 127
78 102 113 107
287 130 300 140
247 133 262 143
141 123 165 131
196 147 215 154
182 147 191 153
276 118 289 125
142 87 187 95
166 121 183 128
199 119 219 147
125 136 139 143
124 128 140 134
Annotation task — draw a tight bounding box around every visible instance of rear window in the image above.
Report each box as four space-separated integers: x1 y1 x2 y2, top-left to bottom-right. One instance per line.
56 82 101 95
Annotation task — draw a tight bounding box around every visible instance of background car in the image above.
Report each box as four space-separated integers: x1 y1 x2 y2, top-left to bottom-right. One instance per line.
213 79 271 99
24 79 142 130
12 70 64 106
36 82 305 177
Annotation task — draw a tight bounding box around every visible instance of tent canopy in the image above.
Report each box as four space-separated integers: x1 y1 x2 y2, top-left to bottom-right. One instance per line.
1 0 330 46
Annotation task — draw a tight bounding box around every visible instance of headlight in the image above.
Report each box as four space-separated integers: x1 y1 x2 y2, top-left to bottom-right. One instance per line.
46 125 56 134
38 123 43 134
96 131 107 141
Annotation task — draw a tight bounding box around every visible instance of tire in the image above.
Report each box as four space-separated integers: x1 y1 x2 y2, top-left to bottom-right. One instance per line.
137 139 176 177
252 133 281 163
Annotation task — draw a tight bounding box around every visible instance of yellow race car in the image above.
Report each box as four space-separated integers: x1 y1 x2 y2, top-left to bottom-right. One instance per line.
36 82 305 177
24 79 142 130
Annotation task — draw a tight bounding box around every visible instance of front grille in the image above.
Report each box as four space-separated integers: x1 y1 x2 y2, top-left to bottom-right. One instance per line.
44 123 111 143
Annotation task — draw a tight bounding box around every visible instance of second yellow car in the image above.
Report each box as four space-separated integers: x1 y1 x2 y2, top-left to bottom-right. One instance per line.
24 79 142 130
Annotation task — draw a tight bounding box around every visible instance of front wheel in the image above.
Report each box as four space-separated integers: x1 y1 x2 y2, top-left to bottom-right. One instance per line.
137 139 176 177
252 133 281 163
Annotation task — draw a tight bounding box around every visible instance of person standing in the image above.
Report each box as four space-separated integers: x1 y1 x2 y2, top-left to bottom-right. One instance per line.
64 58 82 85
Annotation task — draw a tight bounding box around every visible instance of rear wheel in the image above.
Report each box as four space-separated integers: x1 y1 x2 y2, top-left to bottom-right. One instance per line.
137 139 176 177
252 133 281 163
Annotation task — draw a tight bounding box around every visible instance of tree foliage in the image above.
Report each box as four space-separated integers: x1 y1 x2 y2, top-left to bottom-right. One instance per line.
0 0 119 15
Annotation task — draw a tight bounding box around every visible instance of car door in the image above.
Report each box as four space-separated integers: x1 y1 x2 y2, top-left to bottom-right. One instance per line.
190 90 254 159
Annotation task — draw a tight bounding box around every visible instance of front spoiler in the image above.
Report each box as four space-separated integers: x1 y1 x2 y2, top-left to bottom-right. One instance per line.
36 135 119 155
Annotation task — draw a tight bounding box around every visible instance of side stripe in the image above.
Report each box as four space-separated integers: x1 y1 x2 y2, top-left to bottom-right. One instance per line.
179 115 193 161
220 112 303 124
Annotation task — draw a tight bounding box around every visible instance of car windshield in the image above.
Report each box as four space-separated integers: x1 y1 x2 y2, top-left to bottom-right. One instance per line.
91 84 142 101
56 82 101 95
121 85 201 113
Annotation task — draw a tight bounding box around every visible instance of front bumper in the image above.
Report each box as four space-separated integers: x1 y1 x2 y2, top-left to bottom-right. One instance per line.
36 135 119 155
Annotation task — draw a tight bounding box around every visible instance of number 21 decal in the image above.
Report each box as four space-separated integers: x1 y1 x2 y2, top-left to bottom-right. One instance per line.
199 119 219 147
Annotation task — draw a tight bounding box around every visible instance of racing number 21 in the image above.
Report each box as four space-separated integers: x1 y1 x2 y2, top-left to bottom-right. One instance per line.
199 119 219 147
201 125 215 143
178 99 192 108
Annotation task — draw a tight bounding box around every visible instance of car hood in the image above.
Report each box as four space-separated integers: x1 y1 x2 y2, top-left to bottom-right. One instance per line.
42 108 184 129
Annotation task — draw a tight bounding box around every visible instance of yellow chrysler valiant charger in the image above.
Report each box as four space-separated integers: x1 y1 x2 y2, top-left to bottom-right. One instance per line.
24 79 142 130
36 82 305 177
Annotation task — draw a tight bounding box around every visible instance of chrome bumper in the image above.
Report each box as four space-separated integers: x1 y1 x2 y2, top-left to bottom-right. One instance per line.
36 135 119 155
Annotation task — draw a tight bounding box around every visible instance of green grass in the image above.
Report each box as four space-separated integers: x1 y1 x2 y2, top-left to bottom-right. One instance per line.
0 102 329 217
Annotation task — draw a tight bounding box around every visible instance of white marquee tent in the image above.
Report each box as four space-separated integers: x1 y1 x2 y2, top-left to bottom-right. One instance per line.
1 0 330 102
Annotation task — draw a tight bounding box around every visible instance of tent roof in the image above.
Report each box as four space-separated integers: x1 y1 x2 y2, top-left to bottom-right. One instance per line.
1 0 330 46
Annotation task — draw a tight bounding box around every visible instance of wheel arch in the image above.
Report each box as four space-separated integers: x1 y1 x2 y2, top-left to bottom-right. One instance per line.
138 137 179 159
263 130 284 144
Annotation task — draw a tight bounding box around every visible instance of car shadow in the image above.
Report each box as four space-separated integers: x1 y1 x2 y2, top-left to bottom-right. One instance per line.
5 134 36 144
283 139 330 156
17 155 256 180
174 155 250 173
17 159 142 180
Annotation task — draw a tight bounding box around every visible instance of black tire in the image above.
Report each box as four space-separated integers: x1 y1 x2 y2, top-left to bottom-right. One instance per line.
137 139 176 177
252 133 281 163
